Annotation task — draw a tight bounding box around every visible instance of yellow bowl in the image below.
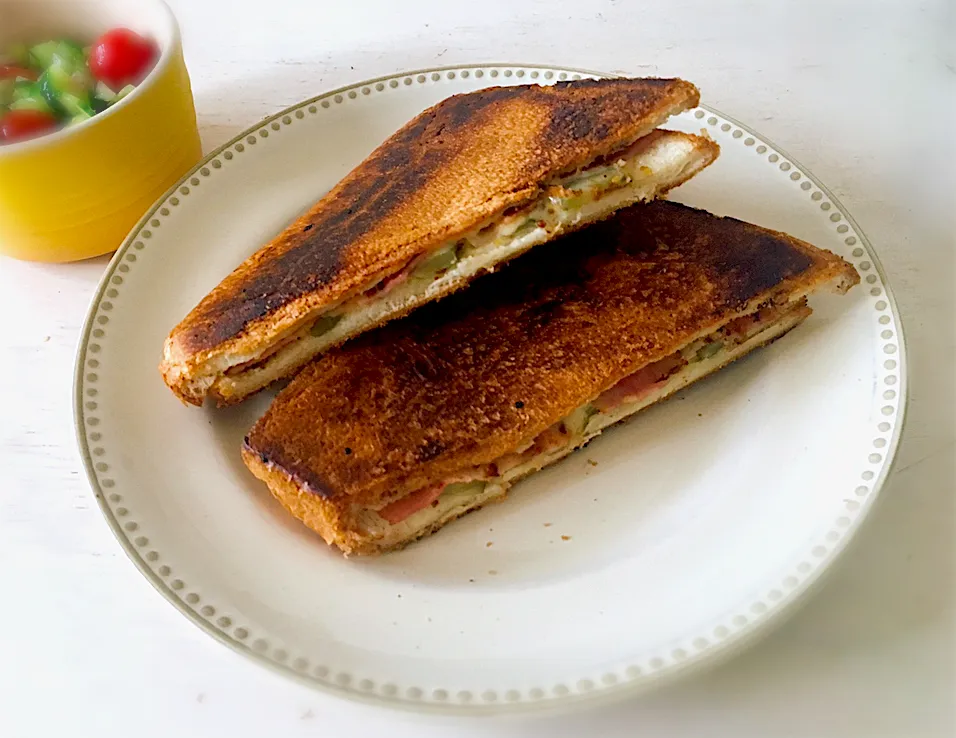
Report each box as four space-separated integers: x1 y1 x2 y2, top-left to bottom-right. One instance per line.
0 0 201 262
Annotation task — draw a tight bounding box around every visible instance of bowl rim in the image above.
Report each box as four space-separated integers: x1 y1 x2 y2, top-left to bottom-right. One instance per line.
0 0 180 157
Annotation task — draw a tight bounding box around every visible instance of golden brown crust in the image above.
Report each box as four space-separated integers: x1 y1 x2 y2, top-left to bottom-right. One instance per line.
244 200 859 517
241 445 369 553
161 78 700 400
245 304 812 556
241 444 509 556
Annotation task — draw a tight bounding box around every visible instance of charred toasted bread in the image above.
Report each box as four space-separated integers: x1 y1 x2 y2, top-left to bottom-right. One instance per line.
161 78 715 406
242 201 859 555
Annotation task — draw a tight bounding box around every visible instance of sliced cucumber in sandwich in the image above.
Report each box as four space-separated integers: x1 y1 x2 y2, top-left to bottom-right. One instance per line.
412 243 459 281
309 314 343 337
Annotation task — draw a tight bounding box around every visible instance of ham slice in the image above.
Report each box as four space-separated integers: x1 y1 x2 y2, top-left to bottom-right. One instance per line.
724 312 763 340
592 352 686 412
724 303 795 342
362 259 415 301
377 483 446 524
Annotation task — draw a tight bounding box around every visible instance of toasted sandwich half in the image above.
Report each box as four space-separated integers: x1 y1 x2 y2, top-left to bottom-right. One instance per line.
242 201 860 556
161 78 718 406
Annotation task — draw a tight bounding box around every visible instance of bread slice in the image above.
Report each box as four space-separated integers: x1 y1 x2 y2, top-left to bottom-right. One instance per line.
245 304 810 555
161 78 713 406
242 201 859 555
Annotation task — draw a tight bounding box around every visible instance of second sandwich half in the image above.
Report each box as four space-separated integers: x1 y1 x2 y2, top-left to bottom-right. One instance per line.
243 201 859 556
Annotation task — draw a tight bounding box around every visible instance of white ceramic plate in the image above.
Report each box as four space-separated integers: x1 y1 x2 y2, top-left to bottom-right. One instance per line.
75 65 906 714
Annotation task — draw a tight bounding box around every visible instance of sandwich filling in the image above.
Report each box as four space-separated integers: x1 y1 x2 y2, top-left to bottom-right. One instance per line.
355 298 810 547
213 131 714 398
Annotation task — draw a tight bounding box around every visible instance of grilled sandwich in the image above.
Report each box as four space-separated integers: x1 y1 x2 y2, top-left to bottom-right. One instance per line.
242 201 860 555
160 78 718 405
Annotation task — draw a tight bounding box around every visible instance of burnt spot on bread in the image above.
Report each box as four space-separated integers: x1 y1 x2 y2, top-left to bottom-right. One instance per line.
178 89 530 351
247 437 340 499
175 79 699 355
713 231 814 307
177 103 449 350
632 204 816 308
542 77 680 147
552 77 674 92
545 102 602 141
416 438 445 463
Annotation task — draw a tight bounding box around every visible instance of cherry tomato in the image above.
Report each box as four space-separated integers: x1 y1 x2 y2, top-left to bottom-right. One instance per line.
0 64 38 81
0 110 59 144
88 28 158 89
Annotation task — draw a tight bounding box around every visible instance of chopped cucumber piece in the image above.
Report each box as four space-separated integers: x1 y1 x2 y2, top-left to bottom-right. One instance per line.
453 237 484 260
57 39 86 60
51 42 86 76
10 81 54 114
49 52 93 104
561 175 590 191
511 219 542 240
309 314 342 337
38 70 68 117
583 403 606 435
9 96 54 114
694 341 723 362
49 56 91 93
440 481 487 499
44 63 72 90
560 194 588 211
413 244 458 280
563 165 614 190
95 81 118 103
424 245 458 271
563 403 598 436
562 163 630 195
59 91 94 117
95 81 135 106
39 65 95 119
28 41 59 69
30 39 86 76
69 110 93 125
12 80 40 101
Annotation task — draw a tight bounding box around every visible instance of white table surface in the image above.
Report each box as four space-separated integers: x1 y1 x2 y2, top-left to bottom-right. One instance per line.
1 0 954 735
